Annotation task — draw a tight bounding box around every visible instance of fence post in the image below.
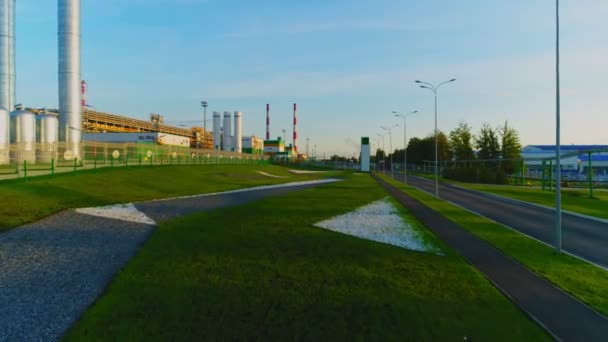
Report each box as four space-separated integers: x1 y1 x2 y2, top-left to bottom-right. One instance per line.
521 159 525 186
73 158 77 174
23 160 27 182
549 160 553 192
51 158 55 177
589 151 593 198
541 160 546 191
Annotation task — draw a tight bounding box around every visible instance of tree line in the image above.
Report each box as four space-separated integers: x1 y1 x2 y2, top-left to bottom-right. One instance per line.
375 121 522 184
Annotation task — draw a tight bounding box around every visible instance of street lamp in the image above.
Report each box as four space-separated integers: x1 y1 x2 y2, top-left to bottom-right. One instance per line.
201 101 208 149
381 123 399 179
554 0 562 253
393 110 418 184
377 133 386 175
416 78 456 198
282 129 286 143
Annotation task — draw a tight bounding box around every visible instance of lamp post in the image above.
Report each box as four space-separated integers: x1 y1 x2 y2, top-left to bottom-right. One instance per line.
555 0 562 253
377 133 385 175
201 101 208 149
393 110 418 184
381 123 399 179
416 78 456 198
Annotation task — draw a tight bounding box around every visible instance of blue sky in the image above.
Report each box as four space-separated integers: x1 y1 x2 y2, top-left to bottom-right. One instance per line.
14 0 608 156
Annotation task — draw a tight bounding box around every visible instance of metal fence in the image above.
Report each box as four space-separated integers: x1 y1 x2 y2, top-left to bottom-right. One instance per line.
0 142 268 181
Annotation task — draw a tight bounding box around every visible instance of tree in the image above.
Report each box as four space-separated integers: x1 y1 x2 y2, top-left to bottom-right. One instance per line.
476 123 500 164
437 131 450 162
499 121 522 174
449 122 475 162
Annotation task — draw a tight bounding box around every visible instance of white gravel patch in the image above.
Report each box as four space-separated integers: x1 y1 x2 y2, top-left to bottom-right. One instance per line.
314 198 441 254
75 203 157 225
256 171 289 178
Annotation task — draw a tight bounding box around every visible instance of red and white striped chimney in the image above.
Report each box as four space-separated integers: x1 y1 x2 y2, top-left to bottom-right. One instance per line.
81 80 87 107
293 103 297 153
266 104 270 140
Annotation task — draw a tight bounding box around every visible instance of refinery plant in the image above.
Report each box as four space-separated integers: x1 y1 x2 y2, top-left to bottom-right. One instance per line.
0 0 308 167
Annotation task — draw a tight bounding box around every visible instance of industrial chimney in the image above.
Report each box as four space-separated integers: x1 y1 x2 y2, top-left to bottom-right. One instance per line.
81 79 86 107
265 104 270 140
58 0 82 160
293 103 298 153
0 0 13 164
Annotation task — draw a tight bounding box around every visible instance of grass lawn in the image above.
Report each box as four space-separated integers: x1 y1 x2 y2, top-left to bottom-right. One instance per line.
0 164 327 231
65 174 547 341
453 182 608 220
380 174 608 318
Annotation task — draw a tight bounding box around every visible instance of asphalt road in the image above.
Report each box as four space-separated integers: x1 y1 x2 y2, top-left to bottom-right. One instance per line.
400 174 608 268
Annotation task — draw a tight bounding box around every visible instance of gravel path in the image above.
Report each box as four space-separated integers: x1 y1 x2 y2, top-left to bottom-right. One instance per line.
0 179 338 342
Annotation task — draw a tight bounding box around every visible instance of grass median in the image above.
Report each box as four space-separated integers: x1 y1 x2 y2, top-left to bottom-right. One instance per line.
0 164 328 231
65 174 547 341
379 174 608 317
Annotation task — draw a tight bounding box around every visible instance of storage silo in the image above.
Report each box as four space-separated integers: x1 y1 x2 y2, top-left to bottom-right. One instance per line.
223 111 232 151
234 111 242 153
38 110 59 163
10 105 36 164
0 107 8 164
213 111 221 150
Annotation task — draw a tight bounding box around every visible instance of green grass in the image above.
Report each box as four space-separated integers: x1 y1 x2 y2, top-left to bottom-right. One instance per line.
0 164 326 231
453 182 608 220
65 174 547 341
380 174 608 317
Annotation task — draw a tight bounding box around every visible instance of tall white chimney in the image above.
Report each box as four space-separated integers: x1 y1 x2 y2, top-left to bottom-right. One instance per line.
58 0 82 159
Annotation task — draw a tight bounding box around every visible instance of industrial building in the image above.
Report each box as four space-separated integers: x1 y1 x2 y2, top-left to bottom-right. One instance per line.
242 135 264 155
522 145 608 175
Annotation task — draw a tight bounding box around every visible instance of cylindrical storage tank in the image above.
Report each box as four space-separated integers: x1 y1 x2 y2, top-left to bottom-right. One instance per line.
234 111 242 153
37 111 59 163
0 107 9 164
223 111 232 151
213 111 221 150
58 0 82 160
10 106 36 164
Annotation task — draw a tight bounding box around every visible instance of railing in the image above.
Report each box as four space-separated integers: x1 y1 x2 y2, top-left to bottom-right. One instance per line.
0 141 268 182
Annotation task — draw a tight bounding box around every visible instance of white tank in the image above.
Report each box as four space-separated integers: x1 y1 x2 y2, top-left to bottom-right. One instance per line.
0 107 9 164
10 106 36 164
234 111 242 153
213 111 221 150
37 111 59 163
223 111 232 151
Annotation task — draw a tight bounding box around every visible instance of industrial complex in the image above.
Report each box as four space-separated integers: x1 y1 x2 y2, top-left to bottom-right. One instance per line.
0 0 310 166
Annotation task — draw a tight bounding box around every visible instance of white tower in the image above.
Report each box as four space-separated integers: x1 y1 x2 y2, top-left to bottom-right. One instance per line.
223 111 232 151
234 111 242 153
